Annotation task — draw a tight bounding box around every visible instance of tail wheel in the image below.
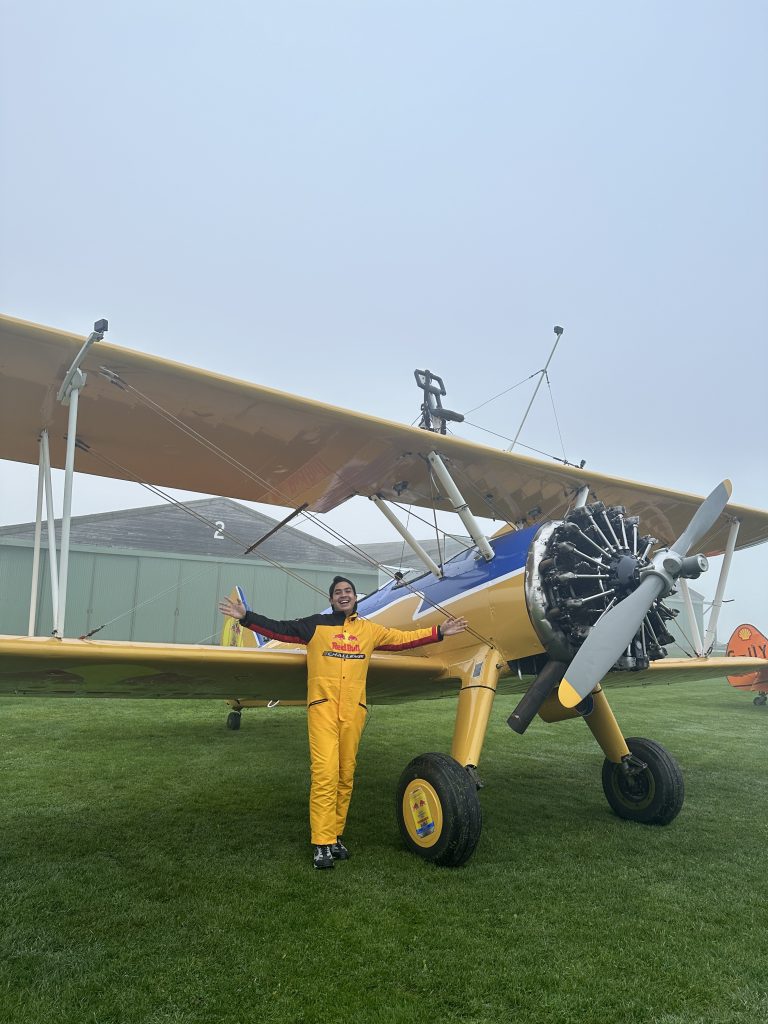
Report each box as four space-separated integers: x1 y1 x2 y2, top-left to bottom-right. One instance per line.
602 736 684 825
753 694 767 707
226 710 242 730
396 752 482 867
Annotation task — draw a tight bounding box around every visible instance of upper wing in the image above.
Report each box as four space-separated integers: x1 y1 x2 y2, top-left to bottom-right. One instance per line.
0 635 457 703
3 313 768 555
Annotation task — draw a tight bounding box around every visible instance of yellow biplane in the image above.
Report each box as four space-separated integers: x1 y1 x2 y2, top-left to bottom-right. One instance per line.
1 313 767 867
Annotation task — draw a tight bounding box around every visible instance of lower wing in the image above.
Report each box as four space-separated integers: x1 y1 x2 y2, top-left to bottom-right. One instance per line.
629 656 768 686
0 635 455 704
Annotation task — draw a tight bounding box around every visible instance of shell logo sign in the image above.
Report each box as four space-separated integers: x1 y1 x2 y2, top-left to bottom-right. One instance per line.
738 627 752 641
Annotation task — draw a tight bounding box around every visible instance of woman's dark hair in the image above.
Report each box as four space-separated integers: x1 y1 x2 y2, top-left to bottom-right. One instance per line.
329 576 357 599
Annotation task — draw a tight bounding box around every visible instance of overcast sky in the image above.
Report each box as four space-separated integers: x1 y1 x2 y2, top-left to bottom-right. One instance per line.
1 1 766 641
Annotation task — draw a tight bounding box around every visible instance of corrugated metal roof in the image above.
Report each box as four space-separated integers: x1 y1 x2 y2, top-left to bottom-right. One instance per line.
0 497 370 571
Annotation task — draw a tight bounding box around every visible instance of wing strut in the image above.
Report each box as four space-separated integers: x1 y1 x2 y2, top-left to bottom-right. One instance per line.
27 319 108 638
27 430 59 635
426 452 494 562
55 320 109 637
370 496 443 578
678 579 703 656
703 517 740 653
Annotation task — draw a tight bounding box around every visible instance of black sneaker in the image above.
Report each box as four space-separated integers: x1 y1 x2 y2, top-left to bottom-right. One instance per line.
313 844 334 870
331 838 350 860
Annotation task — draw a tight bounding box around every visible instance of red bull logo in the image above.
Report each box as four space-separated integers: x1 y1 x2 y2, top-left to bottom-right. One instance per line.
330 631 361 653
332 641 361 653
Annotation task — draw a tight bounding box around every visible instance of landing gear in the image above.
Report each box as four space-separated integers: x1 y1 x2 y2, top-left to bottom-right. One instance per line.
396 753 482 867
226 710 242 730
753 694 767 707
602 737 684 825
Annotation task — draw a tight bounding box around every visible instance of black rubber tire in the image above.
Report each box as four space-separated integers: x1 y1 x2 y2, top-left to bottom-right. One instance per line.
396 752 482 867
226 711 242 730
602 737 684 825
753 694 767 707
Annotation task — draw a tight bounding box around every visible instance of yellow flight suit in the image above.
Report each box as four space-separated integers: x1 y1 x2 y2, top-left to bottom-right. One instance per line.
240 609 441 844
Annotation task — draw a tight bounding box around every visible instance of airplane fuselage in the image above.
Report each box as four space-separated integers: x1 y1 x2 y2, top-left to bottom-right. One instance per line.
354 525 545 670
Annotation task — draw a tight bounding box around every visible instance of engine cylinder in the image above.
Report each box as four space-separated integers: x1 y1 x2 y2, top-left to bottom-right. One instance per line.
524 502 677 671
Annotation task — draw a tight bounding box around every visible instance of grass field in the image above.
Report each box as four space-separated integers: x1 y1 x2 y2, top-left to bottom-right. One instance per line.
1 678 766 1024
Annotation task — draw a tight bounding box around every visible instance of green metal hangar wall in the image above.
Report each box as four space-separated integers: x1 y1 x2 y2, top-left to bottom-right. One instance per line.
0 498 378 643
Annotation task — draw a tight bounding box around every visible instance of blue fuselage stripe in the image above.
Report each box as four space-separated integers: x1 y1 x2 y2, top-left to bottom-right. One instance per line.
357 526 537 619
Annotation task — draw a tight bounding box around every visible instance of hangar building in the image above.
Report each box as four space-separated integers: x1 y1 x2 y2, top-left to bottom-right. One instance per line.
0 498 377 643
1 502 706 657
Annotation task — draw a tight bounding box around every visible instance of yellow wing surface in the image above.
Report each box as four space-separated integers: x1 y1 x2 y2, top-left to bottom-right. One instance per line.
0 635 457 702
640 657 768 685
0 634 763 703
2 313 768 555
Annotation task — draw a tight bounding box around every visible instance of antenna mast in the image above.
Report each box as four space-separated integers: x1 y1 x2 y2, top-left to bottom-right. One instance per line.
507 326 564 452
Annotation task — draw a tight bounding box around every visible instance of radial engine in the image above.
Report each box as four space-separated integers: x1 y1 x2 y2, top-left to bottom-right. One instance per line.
525 501 689 671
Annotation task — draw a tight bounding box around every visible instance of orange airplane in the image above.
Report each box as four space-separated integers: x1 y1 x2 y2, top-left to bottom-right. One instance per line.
726 624 768 705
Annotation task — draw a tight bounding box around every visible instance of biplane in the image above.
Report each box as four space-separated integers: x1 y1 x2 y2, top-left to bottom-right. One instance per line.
725 624 768 706
1 312 767 867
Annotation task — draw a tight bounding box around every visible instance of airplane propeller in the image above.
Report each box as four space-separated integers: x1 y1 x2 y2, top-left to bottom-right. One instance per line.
557 480 732 709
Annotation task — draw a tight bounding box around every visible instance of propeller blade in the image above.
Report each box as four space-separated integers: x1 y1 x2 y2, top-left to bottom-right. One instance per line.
558 576 665 708
558 480 731 708
672 479 731 556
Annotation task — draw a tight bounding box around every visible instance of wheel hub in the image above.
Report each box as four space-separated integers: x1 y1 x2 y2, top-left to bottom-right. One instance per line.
614 766 653 805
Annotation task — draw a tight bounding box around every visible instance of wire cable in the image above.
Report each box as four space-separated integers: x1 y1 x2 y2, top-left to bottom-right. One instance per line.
81 445 331 601
81 430 498 650
544 371 568 465
462 372 539 416
462 418 583 468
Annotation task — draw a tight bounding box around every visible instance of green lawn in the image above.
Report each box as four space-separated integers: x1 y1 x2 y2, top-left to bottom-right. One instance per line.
1 679 766 1024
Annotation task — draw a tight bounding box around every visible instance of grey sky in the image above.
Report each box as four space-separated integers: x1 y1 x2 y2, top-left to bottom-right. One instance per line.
1 1 766 641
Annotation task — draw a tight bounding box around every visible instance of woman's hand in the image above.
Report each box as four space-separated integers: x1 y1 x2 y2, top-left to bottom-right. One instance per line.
218 596 246 619
442 616 468 636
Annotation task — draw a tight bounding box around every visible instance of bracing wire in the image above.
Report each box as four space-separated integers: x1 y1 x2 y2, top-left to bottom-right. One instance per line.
99 373 404 569
544 371 568 465
440 461 519 531
462 418 582 468
83 446 331 602
378 500 474 553
462 372 539 416
668 618 697 659
82 399 499 647
397 505 412 573
78 562 220 639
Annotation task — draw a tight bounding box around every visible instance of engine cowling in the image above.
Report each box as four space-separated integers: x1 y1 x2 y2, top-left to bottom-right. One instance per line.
525 501 677 670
